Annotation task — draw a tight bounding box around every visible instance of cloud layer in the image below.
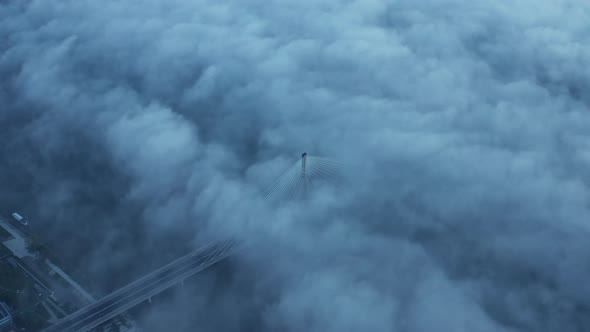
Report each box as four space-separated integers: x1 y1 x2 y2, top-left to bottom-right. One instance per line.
2 0 590 331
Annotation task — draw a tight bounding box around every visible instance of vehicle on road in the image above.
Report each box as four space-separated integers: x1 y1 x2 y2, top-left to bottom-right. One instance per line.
11 212 28 226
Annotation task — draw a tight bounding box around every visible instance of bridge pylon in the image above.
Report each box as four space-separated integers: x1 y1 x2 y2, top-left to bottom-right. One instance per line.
301 152 308 194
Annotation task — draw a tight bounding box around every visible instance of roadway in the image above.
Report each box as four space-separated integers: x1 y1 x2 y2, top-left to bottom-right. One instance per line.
0 216 32 258
42 237 235 332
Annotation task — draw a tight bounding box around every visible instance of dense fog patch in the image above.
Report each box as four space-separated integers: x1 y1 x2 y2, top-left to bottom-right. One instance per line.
2 0 590 331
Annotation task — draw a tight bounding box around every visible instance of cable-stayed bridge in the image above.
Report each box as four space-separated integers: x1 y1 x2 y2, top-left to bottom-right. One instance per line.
42 238 235 332
42 153 339 332
262 153 342 205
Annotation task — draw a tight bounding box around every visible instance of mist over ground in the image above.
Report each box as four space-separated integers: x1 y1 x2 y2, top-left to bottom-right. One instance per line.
2 0 590 331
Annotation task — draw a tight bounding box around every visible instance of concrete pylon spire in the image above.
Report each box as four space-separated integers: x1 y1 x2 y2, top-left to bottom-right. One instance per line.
301 152 308 194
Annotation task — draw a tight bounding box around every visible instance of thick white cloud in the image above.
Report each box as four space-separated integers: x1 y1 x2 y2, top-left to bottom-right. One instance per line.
2 0 590 331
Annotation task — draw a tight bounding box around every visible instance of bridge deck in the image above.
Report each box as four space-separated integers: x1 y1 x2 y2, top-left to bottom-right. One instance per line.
42 238 235 332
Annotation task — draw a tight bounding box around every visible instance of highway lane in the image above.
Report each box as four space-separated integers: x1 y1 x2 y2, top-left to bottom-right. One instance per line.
42 238 235 332
44 238 234 332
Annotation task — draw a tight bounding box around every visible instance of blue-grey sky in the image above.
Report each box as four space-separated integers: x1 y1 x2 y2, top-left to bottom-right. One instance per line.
2 0 590 331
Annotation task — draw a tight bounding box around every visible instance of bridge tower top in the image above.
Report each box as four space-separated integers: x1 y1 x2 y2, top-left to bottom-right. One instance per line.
301 152 308 193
